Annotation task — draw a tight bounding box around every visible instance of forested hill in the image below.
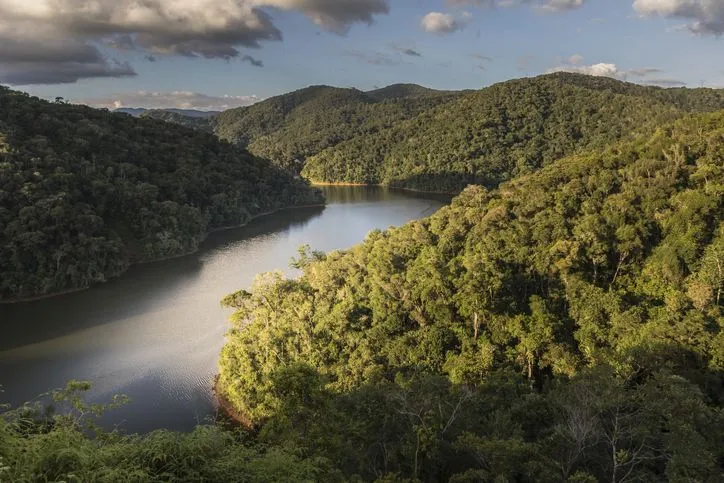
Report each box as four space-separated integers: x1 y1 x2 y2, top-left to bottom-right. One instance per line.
141 109 215 133
217 110 723 481
303 73 724 192
209 84 461 173
365 83 459 101
0 87 323 301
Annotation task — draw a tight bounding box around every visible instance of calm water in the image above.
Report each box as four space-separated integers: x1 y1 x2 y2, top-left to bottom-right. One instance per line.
0 186 448 433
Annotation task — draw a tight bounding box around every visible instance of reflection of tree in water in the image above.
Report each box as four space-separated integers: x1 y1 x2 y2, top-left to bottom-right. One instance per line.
0 206 327 352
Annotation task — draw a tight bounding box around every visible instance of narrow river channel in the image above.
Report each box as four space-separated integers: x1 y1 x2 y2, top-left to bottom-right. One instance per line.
0 186 449 433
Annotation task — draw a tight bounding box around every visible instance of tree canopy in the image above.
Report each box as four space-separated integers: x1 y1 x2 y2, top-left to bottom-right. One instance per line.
216 109 723 481
2 75 723 482
0 87 322 301
303 73 724 191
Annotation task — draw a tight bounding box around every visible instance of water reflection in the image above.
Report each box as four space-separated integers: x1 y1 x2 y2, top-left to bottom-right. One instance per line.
0 187 448 433
0 206 326 351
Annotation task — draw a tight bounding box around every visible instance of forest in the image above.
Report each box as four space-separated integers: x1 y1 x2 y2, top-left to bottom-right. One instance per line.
148 73 724 194
302 73 724 191
1 99 722 481
0 87 322 301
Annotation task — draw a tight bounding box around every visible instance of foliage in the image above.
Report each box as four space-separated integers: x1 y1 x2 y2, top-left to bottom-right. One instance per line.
216 110 724 480
146 85 462 174
0 87 323 300
303 73 724 191
3 76 724 482
0 382 340 482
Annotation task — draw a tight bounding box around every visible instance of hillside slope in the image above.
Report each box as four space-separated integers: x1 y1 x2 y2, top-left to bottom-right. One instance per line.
211 85 461 172
0 88 322 301
303 73 724 191
218 110 723 480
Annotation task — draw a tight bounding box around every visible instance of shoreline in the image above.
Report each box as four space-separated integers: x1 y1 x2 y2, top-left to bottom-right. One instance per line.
0 202 326 305
311 181 459 196
213 376 255 431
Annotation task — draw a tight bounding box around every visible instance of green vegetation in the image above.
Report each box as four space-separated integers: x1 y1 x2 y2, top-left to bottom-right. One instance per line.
0 87 322 301
144 84 462 174
141 110 215 133
211 85 460 173
144 74 724 194
216 110 723 480
0 382 337 482
2 76 723 482
303 73 724 191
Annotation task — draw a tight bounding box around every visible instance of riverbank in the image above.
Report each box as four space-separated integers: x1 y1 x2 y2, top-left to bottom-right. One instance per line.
0 202 326 304
213 377 255 431
310 181 459 196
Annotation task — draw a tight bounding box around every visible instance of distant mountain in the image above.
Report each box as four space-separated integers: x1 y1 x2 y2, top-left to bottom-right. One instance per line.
303 72 724 192
113 107 148 117
142 109 214 133
136 75 724 193
365 83 457 101
114 108 220 118
210 85 462 172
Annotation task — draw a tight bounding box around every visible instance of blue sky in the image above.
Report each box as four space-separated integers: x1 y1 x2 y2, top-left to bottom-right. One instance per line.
2 0 722 110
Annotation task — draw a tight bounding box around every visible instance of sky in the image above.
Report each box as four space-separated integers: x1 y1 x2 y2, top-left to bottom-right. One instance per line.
1 0 723 111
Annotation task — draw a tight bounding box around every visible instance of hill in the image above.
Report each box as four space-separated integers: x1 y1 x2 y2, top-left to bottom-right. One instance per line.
217 109 724 480
0 88 322 301
302 73 724 192
114 108 220 118
141 109 214 133
210 85 461 172
1 90 722 483
365 83 456 101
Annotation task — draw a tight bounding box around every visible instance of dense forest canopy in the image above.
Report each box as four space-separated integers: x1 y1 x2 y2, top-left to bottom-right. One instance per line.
1 75 723 482
143 84 462 174
145 74 724 194
303 73 724 191
215 110 723 481
0 87 322 301
210 85 461 174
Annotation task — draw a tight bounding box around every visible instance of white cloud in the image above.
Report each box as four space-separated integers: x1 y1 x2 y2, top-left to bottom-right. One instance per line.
547 59 686 86
77 91 261 111
549 62 623 78
0 0 390 84
421 11 472 34
633 0 724 35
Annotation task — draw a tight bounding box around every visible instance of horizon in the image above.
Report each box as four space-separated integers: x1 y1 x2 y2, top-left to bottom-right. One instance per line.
6 71 722 113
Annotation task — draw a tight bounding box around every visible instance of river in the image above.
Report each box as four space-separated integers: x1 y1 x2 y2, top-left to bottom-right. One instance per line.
0 186 449 433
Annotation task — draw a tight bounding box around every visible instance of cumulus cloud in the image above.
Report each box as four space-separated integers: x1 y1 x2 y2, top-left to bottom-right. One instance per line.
547 57 685 86
549 62 623 78
634 0 724 35
421 11 472 34
78 91 261 111
0 0 390 85
258 0 389 34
